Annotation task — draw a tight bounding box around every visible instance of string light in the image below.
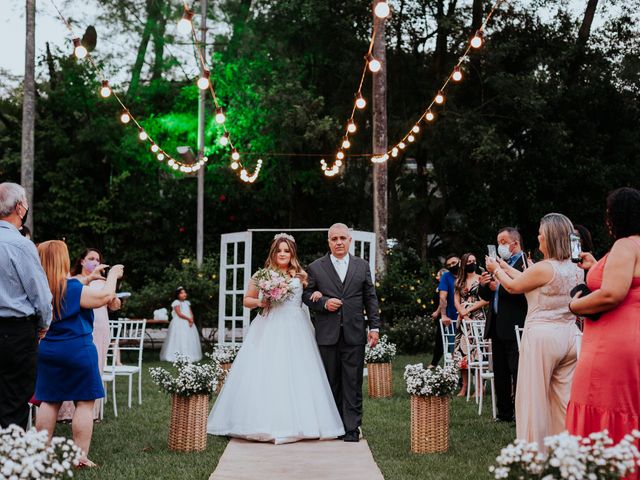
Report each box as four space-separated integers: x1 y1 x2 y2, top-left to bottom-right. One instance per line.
177 7 194 35
99 80 112 98
215 107 226 124
342 136 351 149
72 38 87 59
197 70 210 90
120 110 131 124
366 54 382 73
471 30 484 49
337 151 345 160
231 149 240 161
425 110 435 122
374 1 391 19
407 134 415 143
452 66 463 82
355 93 367 109
219 132 229 146
398 142 406 149
435 90 445 105
347 120 357 133
157 152 165 161
391 147 399 157
138 128 148 141
231 161 239 170
150 143 160 153
371 154 388 164
412 125 420 133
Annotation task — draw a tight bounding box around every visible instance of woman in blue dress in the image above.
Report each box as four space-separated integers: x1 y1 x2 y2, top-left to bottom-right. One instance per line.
35 240 123 468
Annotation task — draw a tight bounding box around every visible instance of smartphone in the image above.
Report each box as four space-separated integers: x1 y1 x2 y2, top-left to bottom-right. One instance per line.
487 245 497 260
570 233 582 263
116 292 131 299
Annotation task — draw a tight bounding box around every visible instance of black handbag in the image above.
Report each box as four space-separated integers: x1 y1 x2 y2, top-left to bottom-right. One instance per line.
570 284 601 321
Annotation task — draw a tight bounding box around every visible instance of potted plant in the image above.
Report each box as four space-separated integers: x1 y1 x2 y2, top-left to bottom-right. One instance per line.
207 344 242 394
149 354 221 452
490 430 640 479
404 363 459 453
0 424 82 478
365 334 397 398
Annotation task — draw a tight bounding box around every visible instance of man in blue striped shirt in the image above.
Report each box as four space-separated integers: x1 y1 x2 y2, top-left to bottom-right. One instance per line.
0 182 53 429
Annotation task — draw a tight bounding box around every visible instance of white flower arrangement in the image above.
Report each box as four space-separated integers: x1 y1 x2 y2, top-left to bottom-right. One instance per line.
149 353 221 397
365 335 397 364
490 430 640 480
207 345 241 364
0 425 82 479
404 363 459 397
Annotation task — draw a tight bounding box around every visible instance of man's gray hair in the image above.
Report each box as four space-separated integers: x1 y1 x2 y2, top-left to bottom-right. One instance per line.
328 223 351 238
0 183 26 218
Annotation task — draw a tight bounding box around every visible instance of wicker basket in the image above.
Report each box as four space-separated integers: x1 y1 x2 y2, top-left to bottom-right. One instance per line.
168 394 209 452
215 362 233 395
367 362 392 398
410 395 449 453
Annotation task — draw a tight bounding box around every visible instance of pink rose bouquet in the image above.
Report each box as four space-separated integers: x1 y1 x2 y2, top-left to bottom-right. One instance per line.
253 268 294 313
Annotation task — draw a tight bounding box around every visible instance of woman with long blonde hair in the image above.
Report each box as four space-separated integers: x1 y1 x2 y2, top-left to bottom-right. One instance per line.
207 233 344 444
35 240 123 468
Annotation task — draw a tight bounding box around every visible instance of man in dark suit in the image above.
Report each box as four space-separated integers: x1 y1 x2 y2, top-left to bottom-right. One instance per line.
479 227 528 422
303 223 381 442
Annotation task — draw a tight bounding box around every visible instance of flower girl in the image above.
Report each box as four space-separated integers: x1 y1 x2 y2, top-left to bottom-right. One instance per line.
160 287 202 362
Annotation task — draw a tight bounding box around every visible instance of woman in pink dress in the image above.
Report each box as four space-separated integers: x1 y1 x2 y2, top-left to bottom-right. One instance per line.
58 248 121 421
567 188 640 456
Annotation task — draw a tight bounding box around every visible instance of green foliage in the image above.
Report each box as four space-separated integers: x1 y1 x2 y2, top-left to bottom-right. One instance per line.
122 254 219 330
387 315 436 355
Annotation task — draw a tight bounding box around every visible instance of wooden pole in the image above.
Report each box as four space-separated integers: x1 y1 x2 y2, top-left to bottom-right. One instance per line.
196 0 207 267
372 1 388 274
21 0 36 233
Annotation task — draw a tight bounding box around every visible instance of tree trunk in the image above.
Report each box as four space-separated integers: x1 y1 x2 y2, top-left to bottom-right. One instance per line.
433 0 457 79
21 0 36 234
372 1 388 275
471 0 483 32
127 0 154 97
568 0 599 80
151 0 166 81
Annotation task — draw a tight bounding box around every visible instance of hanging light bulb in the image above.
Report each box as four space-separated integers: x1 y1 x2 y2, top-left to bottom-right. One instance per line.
167 159 175 166
412 125 420 133
231 149 240 161
151 143 159 153
72 38 87 59
197 70 210 90
335 159 343 167
172 163 179 170
138 128 148 141
337 151 345 160
342 136 351 149
399 142 406 149
426 110 435 122
347 120 357 133
471 30 484 49
391 147 399 157
215 107 226 124
157 153 165 161
374 1 391 19
177 8 194 35
231 161 239 170
366 54 382 73
203 156 209 163
408 134 415 143
219 132 230 146
120 110 131 124
452 66 463 82
99 80 112 98
355 93 367 109
435 90 445 105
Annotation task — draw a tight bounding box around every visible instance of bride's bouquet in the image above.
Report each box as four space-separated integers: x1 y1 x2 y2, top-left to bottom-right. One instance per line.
253 268 295 313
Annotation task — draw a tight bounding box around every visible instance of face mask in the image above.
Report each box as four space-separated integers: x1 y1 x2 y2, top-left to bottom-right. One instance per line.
84 260 99 273
465 263 477 274
497 244 512 260
447 264 460 275
19 204 28 226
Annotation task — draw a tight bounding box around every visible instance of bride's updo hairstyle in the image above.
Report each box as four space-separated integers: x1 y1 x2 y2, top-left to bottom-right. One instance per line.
264 233 308 287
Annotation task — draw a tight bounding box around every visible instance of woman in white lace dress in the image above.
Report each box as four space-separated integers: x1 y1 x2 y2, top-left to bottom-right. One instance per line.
207 234 344 444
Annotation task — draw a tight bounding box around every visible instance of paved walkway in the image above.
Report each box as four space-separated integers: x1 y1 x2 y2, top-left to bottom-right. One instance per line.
209 438 384 480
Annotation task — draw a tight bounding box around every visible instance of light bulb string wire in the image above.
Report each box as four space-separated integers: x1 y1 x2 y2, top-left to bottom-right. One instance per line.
386 0 506 158
48 0 202 171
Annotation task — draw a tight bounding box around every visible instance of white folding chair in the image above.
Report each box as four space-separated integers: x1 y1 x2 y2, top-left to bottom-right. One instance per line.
440 318 457 367
462 319 489 403
105 319 146 409
515 325 524 351
102 321 122 418
472 321 496 418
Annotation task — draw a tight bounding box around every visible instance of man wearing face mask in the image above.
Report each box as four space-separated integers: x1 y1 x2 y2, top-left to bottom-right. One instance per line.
479 227 528 423
0 182 53 428
438 254 461 330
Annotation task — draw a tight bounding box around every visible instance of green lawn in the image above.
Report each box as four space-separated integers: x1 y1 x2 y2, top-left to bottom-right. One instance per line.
57 353 512 479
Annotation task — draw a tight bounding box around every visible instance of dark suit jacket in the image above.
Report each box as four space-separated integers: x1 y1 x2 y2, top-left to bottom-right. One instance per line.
479 254 528 341
302 254 381 346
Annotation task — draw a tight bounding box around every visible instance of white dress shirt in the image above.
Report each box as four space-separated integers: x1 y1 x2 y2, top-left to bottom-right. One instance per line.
330 254 349 282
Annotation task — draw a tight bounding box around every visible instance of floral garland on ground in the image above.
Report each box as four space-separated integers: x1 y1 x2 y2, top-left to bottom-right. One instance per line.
150 353 221 397
365 334 397 363
490 430 640 480
0 424 82 479
404 363 459 397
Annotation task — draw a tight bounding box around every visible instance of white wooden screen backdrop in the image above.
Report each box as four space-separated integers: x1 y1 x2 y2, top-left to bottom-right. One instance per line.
218 229 376 345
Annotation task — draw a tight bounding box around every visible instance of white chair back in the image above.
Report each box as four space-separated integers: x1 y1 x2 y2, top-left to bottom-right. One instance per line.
117 318 147 365
439 318 457 366
471 321 497 418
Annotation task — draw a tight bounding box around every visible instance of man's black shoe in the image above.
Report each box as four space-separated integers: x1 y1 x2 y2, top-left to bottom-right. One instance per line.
494 416 514 423
343 430 360 442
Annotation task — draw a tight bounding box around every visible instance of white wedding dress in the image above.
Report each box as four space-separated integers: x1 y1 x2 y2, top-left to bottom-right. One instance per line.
207 278 345 444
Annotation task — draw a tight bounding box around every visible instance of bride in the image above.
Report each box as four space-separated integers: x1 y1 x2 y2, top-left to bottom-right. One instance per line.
206 233 345 444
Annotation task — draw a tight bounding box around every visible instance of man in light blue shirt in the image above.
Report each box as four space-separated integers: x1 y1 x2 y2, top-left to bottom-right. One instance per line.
0 182 53 429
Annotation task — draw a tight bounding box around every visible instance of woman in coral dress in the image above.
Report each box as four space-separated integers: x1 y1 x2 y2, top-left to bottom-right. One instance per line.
567 188 640 455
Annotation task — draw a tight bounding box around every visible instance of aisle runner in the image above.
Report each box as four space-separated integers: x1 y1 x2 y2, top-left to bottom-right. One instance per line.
209 438 384 480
